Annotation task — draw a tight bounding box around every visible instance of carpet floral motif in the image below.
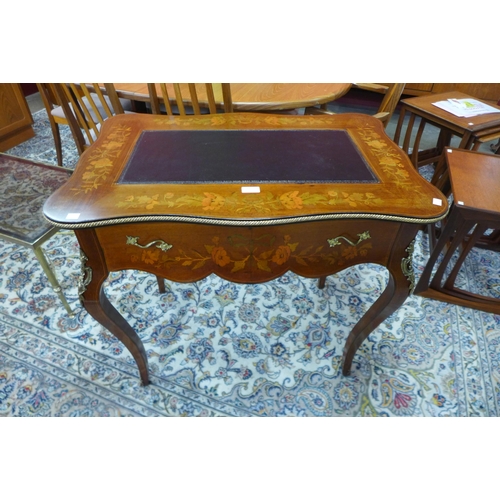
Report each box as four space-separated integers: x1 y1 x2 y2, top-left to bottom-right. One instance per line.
2 110 500 417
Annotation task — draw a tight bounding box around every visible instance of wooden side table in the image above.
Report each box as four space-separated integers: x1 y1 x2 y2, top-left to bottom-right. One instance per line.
393 91 500 169
415 148 500 314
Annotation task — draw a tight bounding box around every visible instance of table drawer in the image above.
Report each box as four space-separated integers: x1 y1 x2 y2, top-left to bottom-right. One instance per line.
95 219 402 283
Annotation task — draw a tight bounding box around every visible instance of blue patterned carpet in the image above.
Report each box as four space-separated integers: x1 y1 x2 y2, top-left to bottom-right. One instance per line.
3 109 500 417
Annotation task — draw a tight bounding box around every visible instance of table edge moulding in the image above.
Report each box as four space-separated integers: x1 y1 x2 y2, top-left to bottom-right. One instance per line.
44 112 448 385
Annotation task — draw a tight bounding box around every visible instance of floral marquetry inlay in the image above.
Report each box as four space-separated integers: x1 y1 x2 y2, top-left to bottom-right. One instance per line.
125 232 373 273
152 114 338 128
111 124 423 216
72 125 132 194
356 126 415 190
117 190 385 214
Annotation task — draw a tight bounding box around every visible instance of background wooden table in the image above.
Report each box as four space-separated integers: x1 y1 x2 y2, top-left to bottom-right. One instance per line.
113 83 352 111
394 91 500 169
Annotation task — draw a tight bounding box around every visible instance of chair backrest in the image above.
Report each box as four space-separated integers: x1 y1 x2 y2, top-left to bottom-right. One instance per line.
374 83 405 126
36 83 61 113
36 83 66 165
52 83 124 155
147 83 233 115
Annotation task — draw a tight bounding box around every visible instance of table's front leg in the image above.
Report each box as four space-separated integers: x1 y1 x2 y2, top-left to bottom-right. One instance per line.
75 228 150 386
342 223 418 375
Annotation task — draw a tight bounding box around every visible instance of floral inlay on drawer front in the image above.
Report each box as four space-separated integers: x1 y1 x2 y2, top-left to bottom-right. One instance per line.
124 232 373 273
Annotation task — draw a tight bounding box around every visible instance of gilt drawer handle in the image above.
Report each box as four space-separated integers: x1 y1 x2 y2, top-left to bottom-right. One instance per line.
327 231 371 248
126 236 173 252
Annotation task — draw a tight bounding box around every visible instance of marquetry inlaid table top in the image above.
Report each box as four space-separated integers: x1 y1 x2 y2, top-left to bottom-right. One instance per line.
44 112 448 386
44 112 447 226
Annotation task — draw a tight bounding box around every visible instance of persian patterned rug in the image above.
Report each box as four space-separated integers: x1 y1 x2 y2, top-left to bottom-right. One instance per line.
2 110 500 417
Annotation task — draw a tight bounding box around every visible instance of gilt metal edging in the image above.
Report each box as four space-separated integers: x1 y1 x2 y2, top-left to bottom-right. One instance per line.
44 210 449 230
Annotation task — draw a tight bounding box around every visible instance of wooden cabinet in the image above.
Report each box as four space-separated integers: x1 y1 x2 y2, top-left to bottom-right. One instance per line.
403 83 500 102
0 83 34 151
404 83 434 93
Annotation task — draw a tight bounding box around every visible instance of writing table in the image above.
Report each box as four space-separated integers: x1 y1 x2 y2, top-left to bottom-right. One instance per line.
44 113 448 385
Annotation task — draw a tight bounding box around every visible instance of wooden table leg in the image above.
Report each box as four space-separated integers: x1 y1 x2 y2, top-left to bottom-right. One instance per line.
414 206 461 296
76 229 150 386
402 113 416 155
411 118 427 167
393 106 407 145
85 288 150 385
75 223 422 384
415 207 500 314
342 224 417 375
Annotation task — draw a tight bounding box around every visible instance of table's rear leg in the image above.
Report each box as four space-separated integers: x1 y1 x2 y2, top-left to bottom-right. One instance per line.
156 275 166 294
342 224 417 375
76 229 150 386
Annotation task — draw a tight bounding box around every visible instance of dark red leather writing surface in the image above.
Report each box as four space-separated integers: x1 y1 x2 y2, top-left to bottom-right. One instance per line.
119 129 378 184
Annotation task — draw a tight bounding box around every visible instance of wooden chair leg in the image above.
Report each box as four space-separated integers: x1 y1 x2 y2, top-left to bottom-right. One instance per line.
49 121 63 166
